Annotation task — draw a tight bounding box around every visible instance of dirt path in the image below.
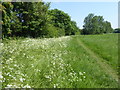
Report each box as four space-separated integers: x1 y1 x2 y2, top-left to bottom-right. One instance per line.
76 37 118 82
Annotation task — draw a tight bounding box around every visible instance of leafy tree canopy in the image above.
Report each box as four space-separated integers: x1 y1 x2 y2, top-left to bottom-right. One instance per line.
82 13 113 35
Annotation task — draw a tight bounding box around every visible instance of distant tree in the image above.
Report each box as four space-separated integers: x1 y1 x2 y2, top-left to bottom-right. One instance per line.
103 21 113 33
83 13 113 35
83 13 94 34
113 28 120 33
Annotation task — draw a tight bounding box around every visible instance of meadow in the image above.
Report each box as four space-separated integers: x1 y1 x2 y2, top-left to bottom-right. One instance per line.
0 33 118 88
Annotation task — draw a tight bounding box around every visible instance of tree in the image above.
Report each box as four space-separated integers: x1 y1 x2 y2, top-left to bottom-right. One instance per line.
83 13 94 34
11 2 50 37
82 13 113 35
2 1 50 38
48 9 68 35
70 21 80 35
48 9 80 36
2 2 13 38
2 1 80 38
91 16 104 34
103 21 113 33
113 28 120 33
0 3 2 39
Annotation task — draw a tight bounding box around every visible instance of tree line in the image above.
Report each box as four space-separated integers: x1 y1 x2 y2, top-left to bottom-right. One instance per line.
81 13 113 35
1 1 116 38
1 1 80 38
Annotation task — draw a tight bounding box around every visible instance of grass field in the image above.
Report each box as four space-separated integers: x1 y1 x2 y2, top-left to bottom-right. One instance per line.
79 33 118 71
1 33 118 88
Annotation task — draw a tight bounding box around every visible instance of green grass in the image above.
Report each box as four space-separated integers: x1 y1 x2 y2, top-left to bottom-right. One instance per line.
79 33 118 71
1 34 118 88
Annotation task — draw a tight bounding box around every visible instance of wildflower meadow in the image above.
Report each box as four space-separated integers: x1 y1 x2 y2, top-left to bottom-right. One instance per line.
1 34 119 88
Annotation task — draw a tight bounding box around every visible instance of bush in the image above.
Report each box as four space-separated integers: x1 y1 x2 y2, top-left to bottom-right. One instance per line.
57 27 65 37
113 28 120 33
45 24 58 38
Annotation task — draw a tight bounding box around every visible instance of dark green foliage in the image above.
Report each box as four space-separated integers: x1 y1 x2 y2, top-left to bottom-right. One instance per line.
82 13 113 35
48 9 80 36
44 24 65 38
83 13 94 35
103 21 113 33
0 3 3 39
113 28 120 33
11 2 50 37
2 2 80 38
2 2 51 38
70 21 80 35
1 2 114 38
2 2 13 38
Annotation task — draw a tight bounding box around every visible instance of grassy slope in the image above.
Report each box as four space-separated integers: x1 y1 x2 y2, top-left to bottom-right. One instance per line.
1 34 118 88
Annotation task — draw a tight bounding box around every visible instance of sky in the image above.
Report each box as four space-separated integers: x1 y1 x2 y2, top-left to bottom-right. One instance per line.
49 2 118 29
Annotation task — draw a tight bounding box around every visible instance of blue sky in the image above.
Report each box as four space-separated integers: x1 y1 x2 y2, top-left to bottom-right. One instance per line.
49 2 118 29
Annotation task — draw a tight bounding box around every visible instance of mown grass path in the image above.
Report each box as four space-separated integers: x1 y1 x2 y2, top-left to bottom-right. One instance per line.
76 37 118 82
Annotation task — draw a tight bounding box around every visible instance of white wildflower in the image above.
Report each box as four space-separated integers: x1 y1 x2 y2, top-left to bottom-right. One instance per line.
79 72 83 75
6 84 12 88
83 76 86 79
20 77 25 82
24 84 31 88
